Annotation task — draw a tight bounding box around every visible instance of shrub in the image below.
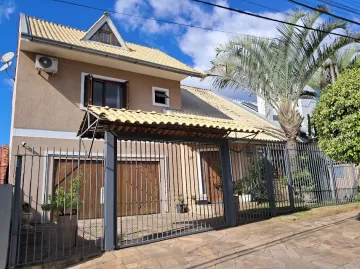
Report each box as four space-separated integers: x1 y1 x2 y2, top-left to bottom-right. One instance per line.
41 174 83 216
312 67 360 163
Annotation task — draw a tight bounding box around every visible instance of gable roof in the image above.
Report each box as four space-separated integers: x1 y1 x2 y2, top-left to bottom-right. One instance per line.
167 86 286 141
21 14 203 78
82 12 129 50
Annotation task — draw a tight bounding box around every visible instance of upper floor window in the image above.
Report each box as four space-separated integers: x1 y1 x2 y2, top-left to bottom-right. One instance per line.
152 87 169 107
83 74 128 109
89 22 121 47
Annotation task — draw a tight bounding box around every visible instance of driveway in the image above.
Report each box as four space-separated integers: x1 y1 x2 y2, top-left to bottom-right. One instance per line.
68 210 360 269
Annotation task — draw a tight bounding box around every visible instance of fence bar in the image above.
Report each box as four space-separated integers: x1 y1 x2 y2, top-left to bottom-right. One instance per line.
9 156 22 266
284 148 295 211
264 148 276 217
104 132 118 251
219 141 236 227
329 160 339 204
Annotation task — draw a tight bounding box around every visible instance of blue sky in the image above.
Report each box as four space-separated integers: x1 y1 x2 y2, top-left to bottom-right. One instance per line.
0 0 330 144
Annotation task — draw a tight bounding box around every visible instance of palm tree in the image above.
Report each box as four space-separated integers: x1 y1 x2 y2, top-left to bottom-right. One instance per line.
308 45 360 90
207 8 359 147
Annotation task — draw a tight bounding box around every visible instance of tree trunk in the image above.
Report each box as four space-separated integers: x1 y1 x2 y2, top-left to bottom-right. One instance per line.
286 137 297 150
330 62 336 85
277 101 303 144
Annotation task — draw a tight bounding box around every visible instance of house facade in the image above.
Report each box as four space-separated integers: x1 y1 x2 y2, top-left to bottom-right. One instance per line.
10 13 285 222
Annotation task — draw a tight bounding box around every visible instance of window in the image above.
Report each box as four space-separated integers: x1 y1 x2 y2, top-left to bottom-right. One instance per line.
83 74 128 109
89 22 121 47
152 87 169 107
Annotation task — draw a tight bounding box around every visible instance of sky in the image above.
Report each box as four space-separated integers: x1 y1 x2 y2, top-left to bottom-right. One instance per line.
0 0 337 145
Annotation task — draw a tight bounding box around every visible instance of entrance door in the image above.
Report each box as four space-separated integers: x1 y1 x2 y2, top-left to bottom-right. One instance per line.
117 161 160 216
200 151 223 203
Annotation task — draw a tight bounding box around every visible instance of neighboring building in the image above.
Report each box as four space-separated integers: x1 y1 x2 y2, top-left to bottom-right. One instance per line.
232 86 316 136
0 144 9 184
10 13 285 220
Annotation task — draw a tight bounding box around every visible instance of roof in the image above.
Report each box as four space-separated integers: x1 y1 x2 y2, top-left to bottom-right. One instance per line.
22 14 203 77
0 145 9 184
167 86 285 141
78 106 263 139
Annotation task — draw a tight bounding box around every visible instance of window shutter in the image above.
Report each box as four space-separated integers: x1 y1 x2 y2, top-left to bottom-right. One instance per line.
84 74 93 107
124 81 129 109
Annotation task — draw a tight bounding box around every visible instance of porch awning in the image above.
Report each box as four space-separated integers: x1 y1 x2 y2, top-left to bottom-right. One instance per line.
78 106 263 139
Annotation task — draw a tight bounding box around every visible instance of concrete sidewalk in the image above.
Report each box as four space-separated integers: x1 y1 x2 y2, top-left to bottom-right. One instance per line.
68 210 360 269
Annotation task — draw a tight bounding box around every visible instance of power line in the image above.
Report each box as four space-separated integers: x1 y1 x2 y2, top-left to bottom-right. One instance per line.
238 0 294 17
288 0 360 26
53 0 271 40
52 0 358 49
190 0 360 42
317 0 360 16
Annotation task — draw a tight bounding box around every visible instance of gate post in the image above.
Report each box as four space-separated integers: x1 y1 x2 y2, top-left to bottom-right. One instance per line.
284 148 295 211
219 140 236 227
264 148 276 217
104 131 117 251
9 156 22 266
329 160 339 204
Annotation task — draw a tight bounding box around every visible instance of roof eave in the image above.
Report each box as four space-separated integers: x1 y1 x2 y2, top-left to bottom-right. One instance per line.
21 33 204 78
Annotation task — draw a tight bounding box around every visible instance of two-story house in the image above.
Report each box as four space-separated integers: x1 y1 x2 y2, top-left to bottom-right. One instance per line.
10 12 284 222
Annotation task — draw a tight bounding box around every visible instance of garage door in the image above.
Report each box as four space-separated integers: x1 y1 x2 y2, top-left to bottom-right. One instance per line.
53 159 160 219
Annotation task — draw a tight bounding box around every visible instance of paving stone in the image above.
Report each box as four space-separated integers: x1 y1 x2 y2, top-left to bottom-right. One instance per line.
65 211 360 269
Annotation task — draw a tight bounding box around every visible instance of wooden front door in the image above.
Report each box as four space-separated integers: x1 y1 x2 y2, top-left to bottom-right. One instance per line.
117 161 160 216
200 151 223 203
53 160 161 219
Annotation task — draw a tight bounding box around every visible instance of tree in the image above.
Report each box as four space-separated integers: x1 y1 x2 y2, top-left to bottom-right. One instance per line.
312 67 360 163
207 8 359 146
308 45 360 90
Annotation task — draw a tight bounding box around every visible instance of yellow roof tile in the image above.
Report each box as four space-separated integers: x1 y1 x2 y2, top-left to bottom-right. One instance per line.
179 85 285 141
88 106 262 134
25 16 203 77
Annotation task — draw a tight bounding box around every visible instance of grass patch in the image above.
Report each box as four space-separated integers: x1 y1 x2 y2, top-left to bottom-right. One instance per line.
277 202 360 222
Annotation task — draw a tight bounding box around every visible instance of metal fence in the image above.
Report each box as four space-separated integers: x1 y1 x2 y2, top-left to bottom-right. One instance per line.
7 147 104 267
6 141 359 267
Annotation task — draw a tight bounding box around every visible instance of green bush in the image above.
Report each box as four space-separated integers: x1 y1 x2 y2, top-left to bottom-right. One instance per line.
312 67 360 163
41 174 83 216
355 194 360 202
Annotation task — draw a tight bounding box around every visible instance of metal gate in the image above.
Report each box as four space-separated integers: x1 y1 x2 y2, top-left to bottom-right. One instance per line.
116 139 226 248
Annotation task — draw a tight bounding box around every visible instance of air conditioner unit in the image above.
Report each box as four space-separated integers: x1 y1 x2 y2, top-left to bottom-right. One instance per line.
35 55 58 74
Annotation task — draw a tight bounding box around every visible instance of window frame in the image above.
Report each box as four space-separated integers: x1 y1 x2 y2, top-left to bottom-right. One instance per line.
80 72 127 110
152 87 170 108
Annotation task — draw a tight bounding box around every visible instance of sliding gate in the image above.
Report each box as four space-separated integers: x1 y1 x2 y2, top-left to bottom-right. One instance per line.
116 139 227 247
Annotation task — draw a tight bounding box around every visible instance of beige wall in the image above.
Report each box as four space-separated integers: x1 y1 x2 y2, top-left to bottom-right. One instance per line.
10 137 251 221
13 50 181 133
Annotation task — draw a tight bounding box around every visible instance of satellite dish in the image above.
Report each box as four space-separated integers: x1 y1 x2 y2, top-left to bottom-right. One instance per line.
1 52 14 63
38 56 52 68
0 61 12 72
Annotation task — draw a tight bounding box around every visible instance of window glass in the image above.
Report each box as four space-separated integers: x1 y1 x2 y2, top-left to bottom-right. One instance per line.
154 90 168 105
93 81 103 106
106 82 123 108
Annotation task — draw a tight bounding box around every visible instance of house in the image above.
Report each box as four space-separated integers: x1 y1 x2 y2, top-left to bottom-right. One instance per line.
8 12 291 263
8 12 356 267
10 12 286 212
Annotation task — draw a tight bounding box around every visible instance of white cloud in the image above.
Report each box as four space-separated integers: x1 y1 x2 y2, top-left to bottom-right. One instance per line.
0 1 15 24
113 0 285 99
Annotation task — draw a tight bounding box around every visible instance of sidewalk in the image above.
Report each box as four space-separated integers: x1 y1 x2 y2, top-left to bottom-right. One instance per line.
68 209 360 269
